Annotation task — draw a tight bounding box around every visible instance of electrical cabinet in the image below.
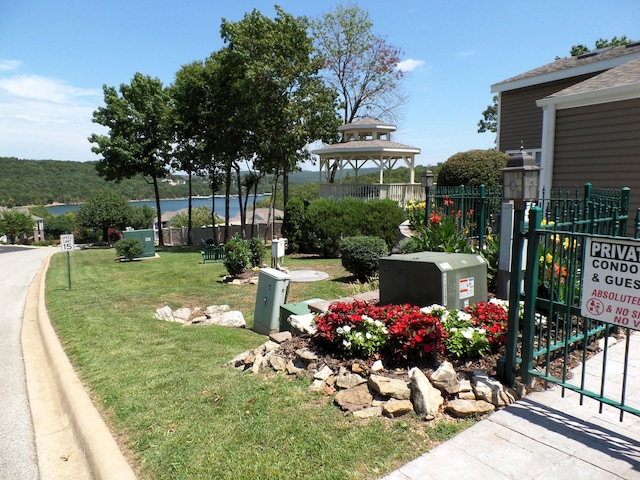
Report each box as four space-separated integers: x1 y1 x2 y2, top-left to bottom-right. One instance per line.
253 268 290 335
379 252 487 310
122 229 155 258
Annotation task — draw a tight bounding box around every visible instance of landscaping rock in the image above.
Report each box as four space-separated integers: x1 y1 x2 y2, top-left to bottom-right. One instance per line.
409 367 444 419
383 399 414 418
472 370 516 407
371 360 384 372
430 361 461 394
446 399 495 418
218 311 246 328
288 313 317 335
269 331 292 344
336 371 367 389
334 384 373 411
296 348 318 363
154 306 174 322
368 375 410 400
314 365 334 381
353 406 382 419
225 350 250 369
269 355 288 371
172 307 192 323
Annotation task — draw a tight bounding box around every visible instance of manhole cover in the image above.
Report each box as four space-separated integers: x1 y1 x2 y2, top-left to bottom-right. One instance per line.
288 270 329 283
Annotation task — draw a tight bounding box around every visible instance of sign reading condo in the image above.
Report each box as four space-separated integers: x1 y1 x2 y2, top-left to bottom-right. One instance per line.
581 237 640 330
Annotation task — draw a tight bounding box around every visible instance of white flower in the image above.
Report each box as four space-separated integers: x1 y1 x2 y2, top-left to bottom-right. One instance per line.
343 339 351 348
456 311 472 322
365 332 372 339
477 328 486 335
461 328 474 339
336 327 343 334
355 331 363 338
382 327 388 334
342 325 352 333
374 320 384 328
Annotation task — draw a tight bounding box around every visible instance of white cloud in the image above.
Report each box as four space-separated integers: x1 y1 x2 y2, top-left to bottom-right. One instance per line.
0 59 22 71
0 74 100 103
0 73 104 161
455 50 475 58
397 58 425 72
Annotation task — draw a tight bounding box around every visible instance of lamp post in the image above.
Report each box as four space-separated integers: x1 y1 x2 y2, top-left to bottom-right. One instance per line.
421 169 434 226
499 146 541 386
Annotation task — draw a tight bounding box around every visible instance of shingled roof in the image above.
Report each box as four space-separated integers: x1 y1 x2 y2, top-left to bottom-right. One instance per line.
492 42 640 93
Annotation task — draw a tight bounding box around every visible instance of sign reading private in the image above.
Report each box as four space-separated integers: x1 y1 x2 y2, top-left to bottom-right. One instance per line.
581 237 640 330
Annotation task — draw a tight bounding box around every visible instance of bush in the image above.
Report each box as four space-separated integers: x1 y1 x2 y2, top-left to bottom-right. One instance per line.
437 149 508 187
223 234 250 276
281 198 310 254
340 236 388 280
248 237 265 268
306 199 406 257
115 238 145 260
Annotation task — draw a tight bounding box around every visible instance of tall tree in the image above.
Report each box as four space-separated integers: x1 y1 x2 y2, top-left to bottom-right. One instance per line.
477 94 498 135
89 73 172 246
220 6 339 225
311 3 405 125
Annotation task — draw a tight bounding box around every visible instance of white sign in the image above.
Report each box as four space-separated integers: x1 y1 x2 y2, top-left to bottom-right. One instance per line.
458 277 474 299
581 237 640 330
60 234 75 252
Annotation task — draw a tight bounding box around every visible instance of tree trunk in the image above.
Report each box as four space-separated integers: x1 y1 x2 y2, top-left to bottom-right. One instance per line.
187 168 193 245
153 176 164 246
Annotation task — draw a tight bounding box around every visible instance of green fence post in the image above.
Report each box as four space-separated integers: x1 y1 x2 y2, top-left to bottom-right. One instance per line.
498 206 525 387
520 206 542 385
478 184 486 249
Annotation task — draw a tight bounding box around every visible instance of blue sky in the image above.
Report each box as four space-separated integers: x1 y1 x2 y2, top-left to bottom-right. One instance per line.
1 0 638 169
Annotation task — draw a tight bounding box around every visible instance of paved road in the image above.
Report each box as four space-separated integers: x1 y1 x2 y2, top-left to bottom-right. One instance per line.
0 246 56 479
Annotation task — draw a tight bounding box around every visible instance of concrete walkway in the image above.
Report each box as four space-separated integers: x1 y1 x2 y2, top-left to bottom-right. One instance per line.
383 334 640 479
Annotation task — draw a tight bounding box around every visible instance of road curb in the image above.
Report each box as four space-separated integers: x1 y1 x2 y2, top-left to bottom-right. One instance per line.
31 254 137 480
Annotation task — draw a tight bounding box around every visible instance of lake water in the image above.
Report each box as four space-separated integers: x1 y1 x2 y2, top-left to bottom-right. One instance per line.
47 195 267 219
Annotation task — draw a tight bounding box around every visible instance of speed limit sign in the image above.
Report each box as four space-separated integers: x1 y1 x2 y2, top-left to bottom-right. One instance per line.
60 234 75 252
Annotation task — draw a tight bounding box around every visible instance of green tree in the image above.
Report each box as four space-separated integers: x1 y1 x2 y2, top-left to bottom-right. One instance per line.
220 6 339 226
76 188 131 242
311 3 405 125
477 94 498 134
437 150 509 187
127 204 156 230
44 212 77 239
170 206 219 227
568 35 632 57
89 73 172 245
0 209 35 244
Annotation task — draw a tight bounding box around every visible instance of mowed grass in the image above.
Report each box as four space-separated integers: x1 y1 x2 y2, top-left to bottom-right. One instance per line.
45 247 472 480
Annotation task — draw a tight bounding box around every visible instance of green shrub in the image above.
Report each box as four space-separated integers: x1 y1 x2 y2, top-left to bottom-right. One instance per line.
306 199 406 257
248 237 265 268
223 234 250 276
115 238 145 260
306 199 343 257
281 198 310 253
340 236 388 280
437 149 508 187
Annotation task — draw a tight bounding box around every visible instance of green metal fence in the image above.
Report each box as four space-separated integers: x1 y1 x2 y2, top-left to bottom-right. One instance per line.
503 183 640 419
426 184 503 249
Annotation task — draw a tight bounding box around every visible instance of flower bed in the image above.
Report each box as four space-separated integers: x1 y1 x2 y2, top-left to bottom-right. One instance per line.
314 298 516 363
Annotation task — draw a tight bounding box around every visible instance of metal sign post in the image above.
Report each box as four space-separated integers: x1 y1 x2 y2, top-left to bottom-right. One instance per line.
60 234 74 290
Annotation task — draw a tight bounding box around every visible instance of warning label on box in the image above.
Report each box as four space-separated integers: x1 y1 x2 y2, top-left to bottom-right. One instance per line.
459 277 474 299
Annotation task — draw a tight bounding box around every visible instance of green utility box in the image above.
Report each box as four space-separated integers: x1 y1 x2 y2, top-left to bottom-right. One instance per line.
379 252 487 310
122 229 155 258
253 268 290 335
279 298 325 331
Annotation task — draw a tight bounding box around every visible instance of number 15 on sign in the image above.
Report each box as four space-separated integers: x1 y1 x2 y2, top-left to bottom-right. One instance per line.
60 234 74 289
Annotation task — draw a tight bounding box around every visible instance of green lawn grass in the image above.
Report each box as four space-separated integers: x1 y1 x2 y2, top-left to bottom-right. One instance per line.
45 247 472 479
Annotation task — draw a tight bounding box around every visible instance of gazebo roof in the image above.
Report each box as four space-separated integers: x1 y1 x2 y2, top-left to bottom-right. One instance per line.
313 139 420 157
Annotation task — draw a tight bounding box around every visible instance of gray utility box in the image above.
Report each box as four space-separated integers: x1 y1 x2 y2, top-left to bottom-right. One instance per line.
122 229 155 258
253 268 290 335
379 252 487 310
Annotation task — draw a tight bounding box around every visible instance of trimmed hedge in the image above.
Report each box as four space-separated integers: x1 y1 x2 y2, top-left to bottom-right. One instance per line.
437 149 508 187
340 236 388 280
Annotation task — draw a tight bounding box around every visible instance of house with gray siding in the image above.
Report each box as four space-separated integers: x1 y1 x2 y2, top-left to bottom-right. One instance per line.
491 42 640 220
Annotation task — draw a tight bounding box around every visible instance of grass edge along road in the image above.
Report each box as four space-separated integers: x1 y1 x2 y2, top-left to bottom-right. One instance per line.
45 247 473 480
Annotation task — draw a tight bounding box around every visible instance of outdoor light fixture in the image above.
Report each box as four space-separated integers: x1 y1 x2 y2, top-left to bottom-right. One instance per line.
421 169 434 224
502 146 541 209
421 169 434 189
